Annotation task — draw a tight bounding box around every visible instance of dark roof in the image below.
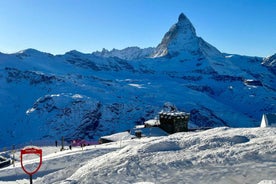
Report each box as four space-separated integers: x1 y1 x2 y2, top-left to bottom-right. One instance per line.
130 127 168 137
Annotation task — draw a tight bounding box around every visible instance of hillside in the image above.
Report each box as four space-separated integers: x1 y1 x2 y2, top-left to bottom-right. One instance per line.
0 127 275 183
0 13 275 147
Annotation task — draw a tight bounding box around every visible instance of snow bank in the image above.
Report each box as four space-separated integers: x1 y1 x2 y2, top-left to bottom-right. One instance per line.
0 128 275 184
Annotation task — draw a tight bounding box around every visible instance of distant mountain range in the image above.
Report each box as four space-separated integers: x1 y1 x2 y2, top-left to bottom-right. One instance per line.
0 13 275 147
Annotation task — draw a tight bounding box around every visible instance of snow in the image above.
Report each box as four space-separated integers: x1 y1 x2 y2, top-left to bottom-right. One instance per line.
100 131 134 142
93 47 155 60
0 14 274 184
130 127 168 137
0 12 275 152
26 108 35 114
152 13 222 59
128 83 145 88
0 127 275 184
144 119 160 126
72 94 83 99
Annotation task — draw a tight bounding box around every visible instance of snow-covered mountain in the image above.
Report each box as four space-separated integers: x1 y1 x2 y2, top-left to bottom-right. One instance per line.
151 13 222 59
0 13 275 147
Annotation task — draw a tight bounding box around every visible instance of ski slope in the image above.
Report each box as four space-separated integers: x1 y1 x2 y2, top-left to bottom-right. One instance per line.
0 127 275 184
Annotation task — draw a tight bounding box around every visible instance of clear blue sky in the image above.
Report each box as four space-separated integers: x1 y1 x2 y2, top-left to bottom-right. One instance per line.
0 0 275 57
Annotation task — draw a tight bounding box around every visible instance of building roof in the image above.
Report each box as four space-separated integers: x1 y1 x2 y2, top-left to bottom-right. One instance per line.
144 119 160 126
100 131 134 142
100 127 168 143
130 127 168 137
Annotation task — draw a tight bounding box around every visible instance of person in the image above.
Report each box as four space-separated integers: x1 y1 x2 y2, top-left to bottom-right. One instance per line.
69 145 72 150
55 140 58 147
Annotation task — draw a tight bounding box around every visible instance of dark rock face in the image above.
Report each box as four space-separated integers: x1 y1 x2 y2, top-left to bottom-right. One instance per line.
189 108 228 128
263 53 276 66
71 102 102 140
186 85 215 96
262 53 276 75
5 67 60 84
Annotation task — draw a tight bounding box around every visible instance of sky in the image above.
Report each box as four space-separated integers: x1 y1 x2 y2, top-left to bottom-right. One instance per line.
0 0 275 57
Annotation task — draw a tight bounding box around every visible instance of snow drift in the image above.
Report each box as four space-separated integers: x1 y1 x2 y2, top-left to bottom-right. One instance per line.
0 127 275 184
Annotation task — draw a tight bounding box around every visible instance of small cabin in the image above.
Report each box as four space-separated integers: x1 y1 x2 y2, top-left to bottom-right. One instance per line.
159 111 190 134
260 113 276 127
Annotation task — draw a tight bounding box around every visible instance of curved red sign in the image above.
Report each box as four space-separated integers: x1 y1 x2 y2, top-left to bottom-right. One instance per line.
20 147 42 175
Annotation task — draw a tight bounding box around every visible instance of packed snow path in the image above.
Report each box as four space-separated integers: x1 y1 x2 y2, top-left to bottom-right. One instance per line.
0 127 275 184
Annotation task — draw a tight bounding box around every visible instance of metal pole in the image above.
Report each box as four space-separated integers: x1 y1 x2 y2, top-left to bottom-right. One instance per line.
61 136 64 151
30 174 33 184
12 145 15 167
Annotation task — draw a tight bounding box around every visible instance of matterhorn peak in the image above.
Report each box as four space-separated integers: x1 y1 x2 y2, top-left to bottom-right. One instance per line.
152 13 221 58
177 13 196 34
151 13 198 58
178 13 186 21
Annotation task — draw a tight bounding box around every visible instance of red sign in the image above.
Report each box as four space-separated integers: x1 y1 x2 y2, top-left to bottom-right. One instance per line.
20 147 42 176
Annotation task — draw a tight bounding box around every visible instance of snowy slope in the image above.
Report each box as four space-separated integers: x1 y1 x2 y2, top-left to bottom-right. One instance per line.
0 127 275 184
0 13 275 147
